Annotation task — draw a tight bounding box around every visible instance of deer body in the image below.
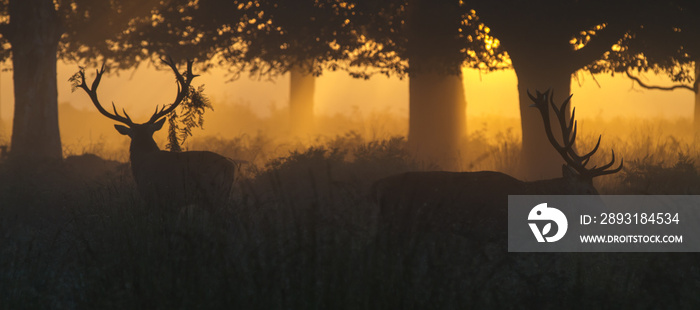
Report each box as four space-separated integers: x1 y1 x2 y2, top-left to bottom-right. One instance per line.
129 149 237 209
78 59 238 210
373 90 622 237
373 168 595 237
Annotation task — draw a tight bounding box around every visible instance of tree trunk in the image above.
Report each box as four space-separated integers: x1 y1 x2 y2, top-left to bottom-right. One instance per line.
406 0 466 170
289 67 315 136
0 71 4 144
694 60 700 133
408 71 466 170
7 0 62 162
512 60 572 180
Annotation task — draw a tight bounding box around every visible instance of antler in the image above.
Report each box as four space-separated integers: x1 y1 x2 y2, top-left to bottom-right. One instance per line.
528 89 623 178
147 57 198 124
77 64 134 126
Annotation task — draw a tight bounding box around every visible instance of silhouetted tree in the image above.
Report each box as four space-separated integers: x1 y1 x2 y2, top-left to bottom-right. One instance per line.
0 0 62 162
352 0 505 169
469 0 639 179
127 0 361 136
117 0 241 66
239 1 360 135
587 0 700 130
130 1 504 168
0 0 156 163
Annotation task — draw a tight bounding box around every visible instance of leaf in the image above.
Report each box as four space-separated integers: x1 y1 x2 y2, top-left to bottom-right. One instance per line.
542 223 551 235
68 68 85 92
166 112 182 152
164 83 213 151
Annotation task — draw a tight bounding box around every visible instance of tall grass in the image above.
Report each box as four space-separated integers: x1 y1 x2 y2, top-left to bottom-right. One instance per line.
2 118 700 308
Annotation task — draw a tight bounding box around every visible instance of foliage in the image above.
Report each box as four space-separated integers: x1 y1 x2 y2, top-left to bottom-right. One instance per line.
263 134 416 186
121 0 510 80
166 85 213 151
2 133 700 307
349 0 508 79
585 1 700 91
467 0 642 75
621 153 700 194
118 0 244 70
68 67 85 92
0 0 160 67
124 0 364 79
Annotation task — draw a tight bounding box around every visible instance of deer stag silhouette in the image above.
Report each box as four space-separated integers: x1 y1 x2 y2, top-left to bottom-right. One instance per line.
372 89 623 237
77 58 239 211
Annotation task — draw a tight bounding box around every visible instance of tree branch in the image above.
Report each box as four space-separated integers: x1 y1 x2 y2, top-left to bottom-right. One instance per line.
625 68 696 92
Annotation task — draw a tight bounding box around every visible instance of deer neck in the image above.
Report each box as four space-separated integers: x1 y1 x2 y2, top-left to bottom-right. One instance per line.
129 138 161 163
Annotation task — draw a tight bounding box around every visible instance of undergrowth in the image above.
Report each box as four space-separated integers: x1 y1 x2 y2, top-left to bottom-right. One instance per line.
2 125 700 308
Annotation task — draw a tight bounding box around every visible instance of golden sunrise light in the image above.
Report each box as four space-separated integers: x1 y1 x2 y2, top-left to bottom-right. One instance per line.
2 2 699 307
0 61 692 153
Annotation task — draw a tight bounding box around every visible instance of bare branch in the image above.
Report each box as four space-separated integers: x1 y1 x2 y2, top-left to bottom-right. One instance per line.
625 68 695 92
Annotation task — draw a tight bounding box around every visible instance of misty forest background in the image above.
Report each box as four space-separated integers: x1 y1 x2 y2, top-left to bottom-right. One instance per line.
1 0 700 308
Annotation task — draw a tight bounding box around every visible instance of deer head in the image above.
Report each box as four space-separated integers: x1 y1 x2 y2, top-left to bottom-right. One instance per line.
76 58 197 158
528 89 623 192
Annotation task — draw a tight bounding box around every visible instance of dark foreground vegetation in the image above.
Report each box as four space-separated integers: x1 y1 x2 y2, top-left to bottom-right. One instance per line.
2 130 700 309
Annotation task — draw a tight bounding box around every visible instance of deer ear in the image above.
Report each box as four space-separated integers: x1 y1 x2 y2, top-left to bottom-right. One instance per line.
153 118 166 131
562 165 577 179
114 124 131 136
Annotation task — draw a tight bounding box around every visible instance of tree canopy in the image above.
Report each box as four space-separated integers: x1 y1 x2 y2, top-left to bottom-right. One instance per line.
124 0 363 79
0 0 158 66
586 0 699 92
349 0 507 79
465 0 645 178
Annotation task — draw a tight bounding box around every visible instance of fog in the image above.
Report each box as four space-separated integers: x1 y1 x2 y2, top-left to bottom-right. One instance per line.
0 60 694 157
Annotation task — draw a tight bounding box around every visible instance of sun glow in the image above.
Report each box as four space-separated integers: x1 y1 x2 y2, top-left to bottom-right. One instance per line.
0 58 693 158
